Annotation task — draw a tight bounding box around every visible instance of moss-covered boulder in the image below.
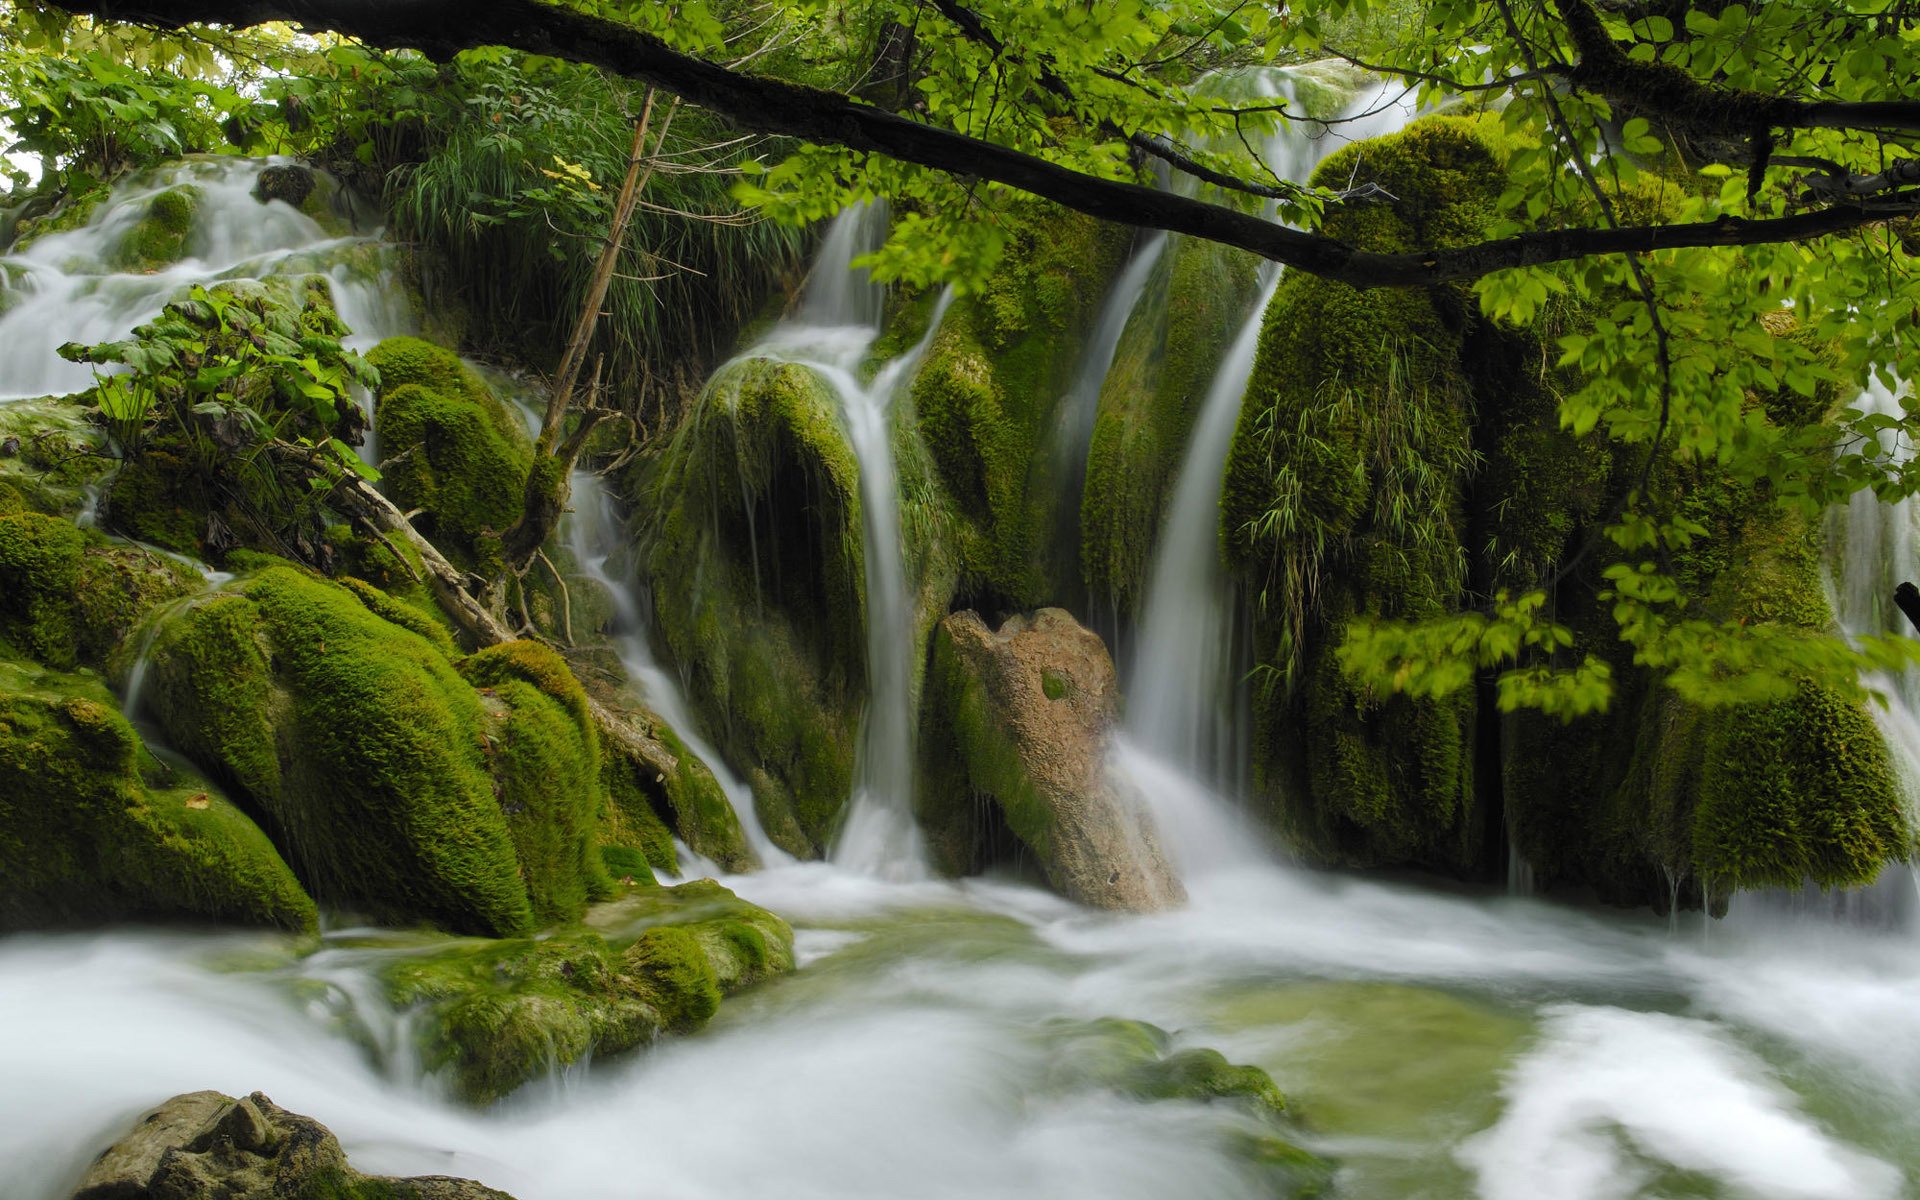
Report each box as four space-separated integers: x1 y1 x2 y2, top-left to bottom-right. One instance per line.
906 201 1130 609
917 608 1184 909
0 395 112 515
1222 117 1501 875
107 184 199 273
386 879 794 1104
595 692 752 873
73 1089 516 1200
1083 235 1263 616
0 510 199 669
644 358 865 855
142 564 605 935
366 336 531 575
0 659 315 932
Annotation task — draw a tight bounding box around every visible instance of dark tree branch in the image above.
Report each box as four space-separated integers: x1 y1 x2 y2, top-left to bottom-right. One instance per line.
52 0 1920 290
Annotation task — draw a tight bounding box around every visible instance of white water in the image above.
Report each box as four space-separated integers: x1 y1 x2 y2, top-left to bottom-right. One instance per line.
564 468 790 866
6 862 1919 1200
1120 80 1419 871
744 207 953 878
0 158 412 408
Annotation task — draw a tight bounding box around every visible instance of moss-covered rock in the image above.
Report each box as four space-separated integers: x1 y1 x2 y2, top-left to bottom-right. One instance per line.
907 201 1130 608
0 394 111 514
644 358 865 854
1083 234 1263 615
387 879 794 1104
108 184 199 273
0 659 314 932
0 510 199 669
1222 117 1500 875
366 336 532 576
143 564 606 935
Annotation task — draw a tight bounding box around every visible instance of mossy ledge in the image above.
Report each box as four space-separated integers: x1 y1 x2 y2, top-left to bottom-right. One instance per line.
385 878 794 1105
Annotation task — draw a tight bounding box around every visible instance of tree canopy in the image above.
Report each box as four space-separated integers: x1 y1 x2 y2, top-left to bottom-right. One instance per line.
10 0 1920 718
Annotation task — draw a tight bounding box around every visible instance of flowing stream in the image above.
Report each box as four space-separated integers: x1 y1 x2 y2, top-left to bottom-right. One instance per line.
6 145 1920 1200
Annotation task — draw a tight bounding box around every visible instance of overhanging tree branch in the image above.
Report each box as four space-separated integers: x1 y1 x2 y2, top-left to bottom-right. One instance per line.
53 0 1918 289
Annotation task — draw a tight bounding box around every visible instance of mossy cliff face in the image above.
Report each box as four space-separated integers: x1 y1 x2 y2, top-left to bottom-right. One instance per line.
1222 116 1906 904
142 564 606 935
385 879 794 1105
1083 234 1262 617
1504 419 1908 907
366 336 532 576
644 358 864 856
907 200 1130 609
0 658 316 932
1222 117 1500 875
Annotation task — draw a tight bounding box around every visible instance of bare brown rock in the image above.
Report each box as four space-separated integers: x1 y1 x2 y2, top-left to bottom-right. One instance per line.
917 608 1185 910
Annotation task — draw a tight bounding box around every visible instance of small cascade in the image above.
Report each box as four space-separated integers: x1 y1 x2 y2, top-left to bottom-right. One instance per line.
0 159 409 407
1118 79 1418 876
746 207 953 877
564 469 791 867
1047 231 1169 575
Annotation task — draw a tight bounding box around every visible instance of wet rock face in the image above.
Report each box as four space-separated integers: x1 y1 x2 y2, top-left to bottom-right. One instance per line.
918 607 1185 910
252 164 316 210
72 1090 515 1200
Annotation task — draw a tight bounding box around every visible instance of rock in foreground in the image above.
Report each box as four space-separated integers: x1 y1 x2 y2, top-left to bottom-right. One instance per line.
918 608 1184 910
73 1089 514 1200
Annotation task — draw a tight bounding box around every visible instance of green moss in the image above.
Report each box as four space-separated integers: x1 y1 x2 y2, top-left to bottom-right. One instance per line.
644 358 864 853
0 662 315 931
339 576 457 654
0 481 21 514
108 184 200 272
385 879 793 1104
0 510 197 670
1083 234 1262 614
104 448 206 555
908 201 1130 607
373 382 528 575
1223 118 1499 874
458 641 613 919
146 564 607 935
1693 682 1907 890
599 845 657 885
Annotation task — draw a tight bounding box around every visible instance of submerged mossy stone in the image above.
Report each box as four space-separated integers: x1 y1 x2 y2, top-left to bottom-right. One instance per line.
108 185 200 273
0 662 315 932
0 510 198 670
144 564 605 935
1083 233 1262 616
1223 117 1500 875
645 358 864 854
73 1089 517 1200
917 608 1184 910
907 200 1129 608
387 879 794 1104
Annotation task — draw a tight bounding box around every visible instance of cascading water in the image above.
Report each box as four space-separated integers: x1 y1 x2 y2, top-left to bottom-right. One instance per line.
1048 231 1169 578
10 96 1920 1200
563 467 790 867
743 206 953 877
0 158 414 406
1117 79 1419 876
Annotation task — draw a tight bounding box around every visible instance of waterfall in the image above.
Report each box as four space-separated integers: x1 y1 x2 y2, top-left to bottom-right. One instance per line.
563 469 791 867
1048 231 1169 580
0 159 410 405
740 207 952 877
1117 78 1419 876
